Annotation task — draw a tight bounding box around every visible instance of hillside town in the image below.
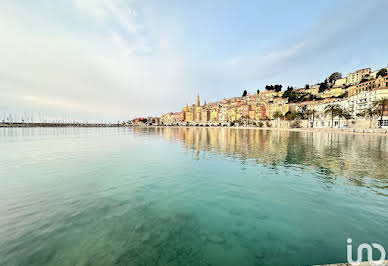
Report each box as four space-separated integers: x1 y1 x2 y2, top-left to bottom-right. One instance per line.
132 67 388 129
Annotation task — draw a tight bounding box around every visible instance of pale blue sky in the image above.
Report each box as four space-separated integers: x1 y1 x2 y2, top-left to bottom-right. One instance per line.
1 0 388 121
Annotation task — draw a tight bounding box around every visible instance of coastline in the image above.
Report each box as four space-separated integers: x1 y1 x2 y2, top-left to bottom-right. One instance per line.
2 123 388 136
0 123 120 128
132 125 388 137
243 126 388 136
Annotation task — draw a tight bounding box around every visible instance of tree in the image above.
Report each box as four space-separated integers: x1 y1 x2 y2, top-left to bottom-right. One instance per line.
324 104 341 128
257 89 260 95
285 111 300 121
328 72 342 84
297 105 308 119
282 86 294 99
373 98 388 128
343 112 352 121
335 107 345 129
376 68 388 78
342 110 352 128
274 84 282 92
304 84 310 90
265 85 282 92
242 90 248 97
360 107 378 128
319 80 329 93
272 111 283 127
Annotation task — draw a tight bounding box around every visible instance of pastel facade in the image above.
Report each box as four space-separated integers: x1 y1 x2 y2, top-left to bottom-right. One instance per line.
348 75 388 97
201 109 210 123
158 67 388 128
346 68 371 85
219 108 228 123
210 109 219 122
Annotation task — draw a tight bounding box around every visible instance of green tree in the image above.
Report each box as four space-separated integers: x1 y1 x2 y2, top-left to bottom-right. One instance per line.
342 111 353 127
328 72 342 84
376 68 388 78
282 86 294 99
319 80 329 92
335 107 346 129
373 98 388 128
324 104 341 128
272 111 283 127
265 85 282 92
285 111 300 121
360 107 378 128
274 84 282 92
242 90 248 97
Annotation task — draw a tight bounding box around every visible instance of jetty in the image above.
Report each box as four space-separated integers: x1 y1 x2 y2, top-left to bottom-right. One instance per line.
0 122 121 128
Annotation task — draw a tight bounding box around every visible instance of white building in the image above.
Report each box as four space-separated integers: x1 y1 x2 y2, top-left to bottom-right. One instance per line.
310 87 388 128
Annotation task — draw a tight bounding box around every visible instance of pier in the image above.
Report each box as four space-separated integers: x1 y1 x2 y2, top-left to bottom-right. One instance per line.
0 122 121 128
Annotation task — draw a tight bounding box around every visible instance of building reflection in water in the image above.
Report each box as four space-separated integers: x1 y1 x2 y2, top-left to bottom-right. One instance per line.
133 127 388 189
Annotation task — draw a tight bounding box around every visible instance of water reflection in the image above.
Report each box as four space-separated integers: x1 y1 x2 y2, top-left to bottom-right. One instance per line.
1 127 388 266
134 127 388 185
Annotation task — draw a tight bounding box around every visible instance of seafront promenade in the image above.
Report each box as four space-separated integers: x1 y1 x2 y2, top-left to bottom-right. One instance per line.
130 124 388 136
3 122 387 136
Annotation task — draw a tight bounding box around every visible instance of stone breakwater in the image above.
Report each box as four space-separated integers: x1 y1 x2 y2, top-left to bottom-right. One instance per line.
0 123 121 127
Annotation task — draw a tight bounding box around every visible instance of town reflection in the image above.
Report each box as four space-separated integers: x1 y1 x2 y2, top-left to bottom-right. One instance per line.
134 127 388 185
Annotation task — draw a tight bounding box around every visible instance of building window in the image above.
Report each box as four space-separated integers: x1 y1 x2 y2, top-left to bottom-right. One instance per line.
378 120 388 127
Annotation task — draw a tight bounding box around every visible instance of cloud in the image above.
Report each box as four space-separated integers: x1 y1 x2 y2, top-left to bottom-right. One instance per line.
74 0 151 55
0 0 193 120
216 1 387 91
0 0 387 121
225 57 241 66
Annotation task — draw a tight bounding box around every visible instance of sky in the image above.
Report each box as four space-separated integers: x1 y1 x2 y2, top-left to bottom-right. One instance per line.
1 0 388 122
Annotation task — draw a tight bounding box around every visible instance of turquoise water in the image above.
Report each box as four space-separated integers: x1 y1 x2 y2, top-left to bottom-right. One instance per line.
0 127 388 266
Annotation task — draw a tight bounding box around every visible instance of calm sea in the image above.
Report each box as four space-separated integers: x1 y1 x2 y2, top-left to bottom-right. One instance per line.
0 127 387 266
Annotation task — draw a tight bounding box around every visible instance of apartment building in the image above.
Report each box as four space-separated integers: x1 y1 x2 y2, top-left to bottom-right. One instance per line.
346 68 371 85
